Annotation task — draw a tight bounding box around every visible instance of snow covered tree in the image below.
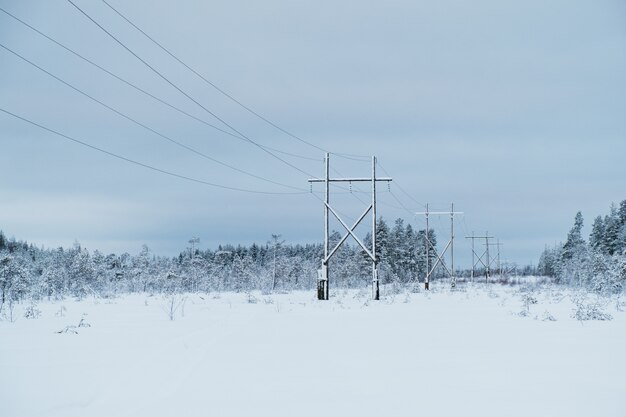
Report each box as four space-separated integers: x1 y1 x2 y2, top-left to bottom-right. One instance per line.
603 205 620 256
67 245 96 299
375 217 390 264
0 255 29 312
40 249 69 300
562 212 585 261
538 246 558 277
389 218 410 282
232 253 256 292
269 234 285 291
0 230 7 252
589 216 606 253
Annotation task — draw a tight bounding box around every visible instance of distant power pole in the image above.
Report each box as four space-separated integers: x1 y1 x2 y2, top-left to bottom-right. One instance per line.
189 236 200 259
470 231 475 282
188 236 200 292
308 153 392 300
416 203 463 289
484 239 504 276
495 239 503 276
465 232 494 282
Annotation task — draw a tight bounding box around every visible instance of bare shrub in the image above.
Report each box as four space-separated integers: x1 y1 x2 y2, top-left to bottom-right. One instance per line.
24 304 42 319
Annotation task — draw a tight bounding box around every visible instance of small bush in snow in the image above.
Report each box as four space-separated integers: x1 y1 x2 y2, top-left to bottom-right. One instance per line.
541 311 557 321
571 302 612 321
403 293 411 303
56 325 78 334
162 295 186 321
487 287 499 298
24 305 42 319
522 293 538 313
353 288 368 299
571 295 613 321
78 314 91 328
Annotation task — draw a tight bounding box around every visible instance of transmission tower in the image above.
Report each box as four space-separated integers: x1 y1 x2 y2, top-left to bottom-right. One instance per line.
416 203 463 289
308 153 392 300
465 232 494 282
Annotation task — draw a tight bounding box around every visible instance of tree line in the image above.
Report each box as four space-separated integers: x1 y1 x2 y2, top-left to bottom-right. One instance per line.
538 200 626 293
0 217 453 310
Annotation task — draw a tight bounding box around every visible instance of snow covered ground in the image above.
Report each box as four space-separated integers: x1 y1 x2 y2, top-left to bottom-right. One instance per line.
1 283 625 417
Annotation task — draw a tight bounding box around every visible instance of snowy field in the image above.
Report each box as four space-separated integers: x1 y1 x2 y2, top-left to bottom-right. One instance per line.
1 283 625 417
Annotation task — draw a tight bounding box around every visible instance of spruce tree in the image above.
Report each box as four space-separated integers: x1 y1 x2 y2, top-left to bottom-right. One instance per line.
589 216 606 253
562 211 585 260
603 205 620 255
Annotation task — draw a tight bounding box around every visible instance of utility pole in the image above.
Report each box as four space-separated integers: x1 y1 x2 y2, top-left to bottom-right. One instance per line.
495 239 503 276
189 236 199 259
485 232 491 283
470 231 475 282
425 204 430 290
465 232 495 283
188 236 200 292
416 203 463 290
309 153 391 300
484 239 503 276
450 203 458 287
371 156 378 300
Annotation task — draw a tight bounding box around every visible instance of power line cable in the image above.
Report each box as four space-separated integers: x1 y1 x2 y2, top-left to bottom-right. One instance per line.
0 7 322 163
377 161 425 209
99 0 370 162
388 189 420 216
0 42 308 192
66 0 319 179
0 107 308 195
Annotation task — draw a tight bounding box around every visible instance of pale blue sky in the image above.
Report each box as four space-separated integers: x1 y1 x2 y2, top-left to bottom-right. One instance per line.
1 0 625 267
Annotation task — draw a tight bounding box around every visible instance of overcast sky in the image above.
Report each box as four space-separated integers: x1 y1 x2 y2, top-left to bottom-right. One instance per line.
1 0 625 267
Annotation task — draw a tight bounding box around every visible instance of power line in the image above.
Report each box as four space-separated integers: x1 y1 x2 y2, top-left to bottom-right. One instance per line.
0 42 307 193
98 0 370 163
0 107 308 195
377 161 425 209
0 6 322 164
387 188 419 216
66 0 318 179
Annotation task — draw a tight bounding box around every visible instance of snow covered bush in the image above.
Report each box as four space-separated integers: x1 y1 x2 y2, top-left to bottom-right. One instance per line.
162 294 186 321
24 304 41 319
571 295 612 321
521 293 538 313
541 310 556 321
